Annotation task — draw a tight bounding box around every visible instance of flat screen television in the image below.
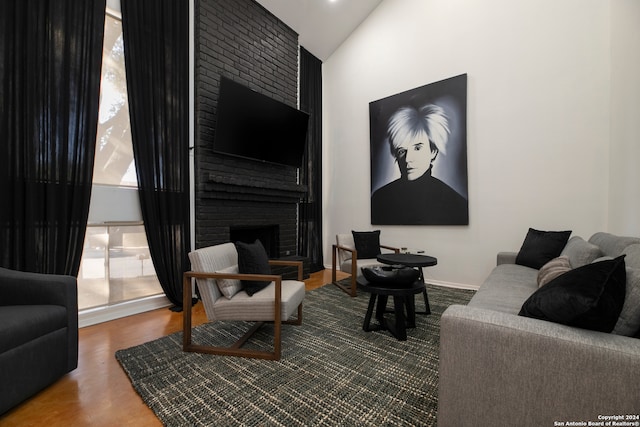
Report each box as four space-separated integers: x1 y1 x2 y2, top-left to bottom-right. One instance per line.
213 76 309 168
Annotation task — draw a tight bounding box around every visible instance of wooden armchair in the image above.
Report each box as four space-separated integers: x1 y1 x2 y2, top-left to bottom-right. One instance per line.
183 243 304 361
331 233 399 297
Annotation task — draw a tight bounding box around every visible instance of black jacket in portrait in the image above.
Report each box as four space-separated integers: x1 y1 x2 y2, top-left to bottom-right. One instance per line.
371 170 468 225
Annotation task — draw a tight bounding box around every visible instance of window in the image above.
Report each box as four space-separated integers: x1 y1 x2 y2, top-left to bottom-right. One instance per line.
94 14 136 187
77 13 162 311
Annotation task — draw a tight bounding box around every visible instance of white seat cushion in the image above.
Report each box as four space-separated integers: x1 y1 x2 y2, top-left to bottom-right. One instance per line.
212 280 305 322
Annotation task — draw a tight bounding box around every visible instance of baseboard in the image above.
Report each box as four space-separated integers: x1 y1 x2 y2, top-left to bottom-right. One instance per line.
324 264 479 291
427 279 479 291
79 294 172 328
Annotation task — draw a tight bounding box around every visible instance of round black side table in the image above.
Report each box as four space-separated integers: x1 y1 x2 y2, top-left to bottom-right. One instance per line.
376 253 437 315
357 277 426 341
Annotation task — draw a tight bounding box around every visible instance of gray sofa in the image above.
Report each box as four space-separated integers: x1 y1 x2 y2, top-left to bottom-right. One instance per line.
0 267 78 414
438 232 640 427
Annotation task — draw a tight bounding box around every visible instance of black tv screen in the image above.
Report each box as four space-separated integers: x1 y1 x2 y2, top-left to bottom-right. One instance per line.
213 77 309 168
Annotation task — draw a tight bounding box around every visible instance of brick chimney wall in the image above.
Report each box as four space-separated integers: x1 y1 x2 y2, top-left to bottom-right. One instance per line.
194 0 305 257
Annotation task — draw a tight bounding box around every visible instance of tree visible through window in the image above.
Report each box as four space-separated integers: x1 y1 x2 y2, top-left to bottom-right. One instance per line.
77 13 162 311
94 14 137 187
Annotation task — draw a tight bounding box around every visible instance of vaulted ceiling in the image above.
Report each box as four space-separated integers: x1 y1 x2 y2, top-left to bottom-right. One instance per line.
255 0 383 61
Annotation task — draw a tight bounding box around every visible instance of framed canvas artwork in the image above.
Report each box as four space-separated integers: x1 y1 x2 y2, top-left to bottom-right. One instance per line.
369 74 468 225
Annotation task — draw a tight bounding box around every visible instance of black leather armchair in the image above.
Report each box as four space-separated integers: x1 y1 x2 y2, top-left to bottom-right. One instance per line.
0 267 78 414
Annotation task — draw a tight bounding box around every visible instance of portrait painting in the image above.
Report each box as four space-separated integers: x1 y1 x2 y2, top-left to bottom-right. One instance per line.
369 74 468 225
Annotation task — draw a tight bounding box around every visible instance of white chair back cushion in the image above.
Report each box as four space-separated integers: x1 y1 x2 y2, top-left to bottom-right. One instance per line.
336 233 355 265
188 243 238 320
337 233 388 276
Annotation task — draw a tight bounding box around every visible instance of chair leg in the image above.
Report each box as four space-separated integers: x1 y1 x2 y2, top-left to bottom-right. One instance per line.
350 275 357 297
332 245 338 283
284 303 303 326
331 244 357 297
332 274 358 297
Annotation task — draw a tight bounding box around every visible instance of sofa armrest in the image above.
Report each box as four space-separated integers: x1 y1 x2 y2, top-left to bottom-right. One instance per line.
496 251 518 265
438 305 640 427
0 267 78 371
0 267 77 309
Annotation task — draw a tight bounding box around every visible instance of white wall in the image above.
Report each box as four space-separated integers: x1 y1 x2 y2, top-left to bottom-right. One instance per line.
323 0 624 288
609 0 640 236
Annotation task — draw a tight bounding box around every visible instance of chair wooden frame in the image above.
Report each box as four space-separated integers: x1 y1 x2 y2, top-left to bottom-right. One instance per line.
331 244 400 297
183 260 303 361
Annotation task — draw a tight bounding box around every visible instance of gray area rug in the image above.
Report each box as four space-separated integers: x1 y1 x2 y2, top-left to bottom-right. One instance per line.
115 282 475 426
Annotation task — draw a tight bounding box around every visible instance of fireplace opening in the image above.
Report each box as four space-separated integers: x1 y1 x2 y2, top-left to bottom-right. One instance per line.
229 225 280 258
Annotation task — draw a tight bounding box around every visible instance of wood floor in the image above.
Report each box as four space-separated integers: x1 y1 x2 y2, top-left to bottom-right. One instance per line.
0 269 349 427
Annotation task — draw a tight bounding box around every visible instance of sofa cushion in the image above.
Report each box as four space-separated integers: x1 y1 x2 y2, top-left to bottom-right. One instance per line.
468 264 539 315
588 232 640 258
560 236 602 268
0 305 67 353
622 244 640 270
235 240 271 296
612 267 640 336
352 230 381 259
515 228 572 270
537 256 572 287
519 255 627 332
215 264 242 299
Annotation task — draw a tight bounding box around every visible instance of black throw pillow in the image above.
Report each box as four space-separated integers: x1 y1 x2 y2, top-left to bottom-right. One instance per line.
519 255 627 332
352 230 381 259
515 228 572 269
235 240 271 296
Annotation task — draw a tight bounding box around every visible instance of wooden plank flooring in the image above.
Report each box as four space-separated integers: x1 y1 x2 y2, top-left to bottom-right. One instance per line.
0 269 349 427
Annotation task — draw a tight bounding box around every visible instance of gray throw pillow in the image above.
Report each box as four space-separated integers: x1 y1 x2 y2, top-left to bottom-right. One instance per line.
622 244 640 270
612 267 640 336
537 256 572 288
560 236 602 268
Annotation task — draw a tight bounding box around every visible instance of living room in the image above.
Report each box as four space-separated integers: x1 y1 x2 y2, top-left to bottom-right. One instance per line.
1 0 639 425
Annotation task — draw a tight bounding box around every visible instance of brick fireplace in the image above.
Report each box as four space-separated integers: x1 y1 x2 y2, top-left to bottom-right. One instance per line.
230 224 279 258
195 0 305 265
199 165 307 258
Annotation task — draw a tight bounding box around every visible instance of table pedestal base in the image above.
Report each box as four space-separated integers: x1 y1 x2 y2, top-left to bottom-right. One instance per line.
360 280 425 341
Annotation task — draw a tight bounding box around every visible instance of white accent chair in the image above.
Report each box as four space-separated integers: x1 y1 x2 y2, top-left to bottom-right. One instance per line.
331 233 399 297
183 243 304 360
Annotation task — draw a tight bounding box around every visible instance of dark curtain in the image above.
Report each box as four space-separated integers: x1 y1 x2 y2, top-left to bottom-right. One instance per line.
121 0 190 309
298 47 324 272
0 0 105 275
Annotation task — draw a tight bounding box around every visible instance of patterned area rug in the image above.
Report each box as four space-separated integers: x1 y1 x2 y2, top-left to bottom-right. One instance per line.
115 282 475 426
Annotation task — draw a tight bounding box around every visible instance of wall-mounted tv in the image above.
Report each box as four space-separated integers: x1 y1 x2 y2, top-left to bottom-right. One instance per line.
213 76 309 168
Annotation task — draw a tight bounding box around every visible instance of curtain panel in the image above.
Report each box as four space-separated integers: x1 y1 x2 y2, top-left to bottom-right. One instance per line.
298 47 323 272
121 0 191 309
0 0 105 275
